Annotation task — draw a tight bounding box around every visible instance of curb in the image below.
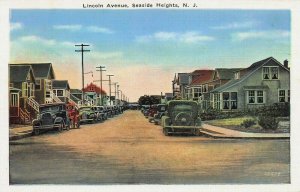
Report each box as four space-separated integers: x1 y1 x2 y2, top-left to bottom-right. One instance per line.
200 128 290 140
9 132 33 141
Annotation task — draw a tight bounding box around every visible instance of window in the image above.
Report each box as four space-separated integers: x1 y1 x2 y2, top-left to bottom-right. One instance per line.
57 90 64 96
278 90 290 103
30 83 34 97
271 67 278 79
22 82 28 97
234 72 240 79
193 87 202 98
35 80 41 90
10 93 18 107
222 92 238 110
214 93 221 110
248 91 255 103
203 84 208 93
263 67 279 80
263 67 270 79
248 90 264 104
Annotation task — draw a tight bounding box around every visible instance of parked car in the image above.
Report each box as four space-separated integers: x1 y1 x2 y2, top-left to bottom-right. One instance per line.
148 104 158 123
106 106 113 118
161 100 201 136
32 103 71 135
79 106 96 124
96 106 108 120
66 102 81 128
154 104 167 125
91 106 105 121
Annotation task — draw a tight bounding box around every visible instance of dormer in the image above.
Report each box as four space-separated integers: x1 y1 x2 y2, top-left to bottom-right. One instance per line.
234 71 240 80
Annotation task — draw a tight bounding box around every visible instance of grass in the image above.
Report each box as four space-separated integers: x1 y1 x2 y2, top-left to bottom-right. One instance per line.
208 116 257 127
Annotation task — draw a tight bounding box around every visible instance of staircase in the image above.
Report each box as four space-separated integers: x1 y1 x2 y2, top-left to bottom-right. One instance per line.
50 92 62 103
19 108 31 124
27 97 39 112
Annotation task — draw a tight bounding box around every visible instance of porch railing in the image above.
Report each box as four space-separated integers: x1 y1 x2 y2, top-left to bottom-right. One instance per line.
27 97 39 112
19 107 31 124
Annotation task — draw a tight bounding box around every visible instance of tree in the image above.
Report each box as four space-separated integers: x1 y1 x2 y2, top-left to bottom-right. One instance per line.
138 95 161 105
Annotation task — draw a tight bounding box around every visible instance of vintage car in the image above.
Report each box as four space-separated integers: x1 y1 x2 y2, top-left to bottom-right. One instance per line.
32 103 71 135
91 106 105 121
148 104 158 123
79 106 97 124
153 104 167 125
66 102 80 128
96 106 108 120
161 100 202 136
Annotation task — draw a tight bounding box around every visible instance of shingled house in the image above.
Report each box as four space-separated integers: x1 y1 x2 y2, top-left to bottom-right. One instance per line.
9 65 36 124
210 57 290 110
10 63 55 104
52 80 71 103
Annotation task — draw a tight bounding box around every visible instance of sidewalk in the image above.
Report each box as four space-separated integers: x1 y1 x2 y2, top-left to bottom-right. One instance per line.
201 123 290 139
9 125 33 141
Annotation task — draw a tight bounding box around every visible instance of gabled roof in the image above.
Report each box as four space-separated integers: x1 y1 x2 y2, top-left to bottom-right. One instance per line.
9 65 35 83
83 82 107 95
52 80 70 89
214 68 244 80
9 63 55 79
211 57 289 93
70 93 81 101
190 70 214 85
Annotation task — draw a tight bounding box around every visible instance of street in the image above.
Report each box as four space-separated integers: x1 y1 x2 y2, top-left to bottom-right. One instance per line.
9 110 290 184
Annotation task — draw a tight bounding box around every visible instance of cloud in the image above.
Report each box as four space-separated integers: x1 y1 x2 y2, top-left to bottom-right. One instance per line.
212 21 257 30
53 24 82 31
136 31 215 43
11 22 23 31
20 35 56 45
232 30 290 41
87 26 114 34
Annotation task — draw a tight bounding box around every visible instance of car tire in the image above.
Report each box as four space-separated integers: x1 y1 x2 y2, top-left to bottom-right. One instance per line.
163 128 169 136
66 123 70 131
58 121 64 132
33 126 40 135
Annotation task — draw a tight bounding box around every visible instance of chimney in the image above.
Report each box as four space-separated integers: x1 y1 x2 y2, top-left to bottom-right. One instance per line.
284 59 288 68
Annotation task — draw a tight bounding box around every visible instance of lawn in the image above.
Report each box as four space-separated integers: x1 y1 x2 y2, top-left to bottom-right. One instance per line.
206 116 289 133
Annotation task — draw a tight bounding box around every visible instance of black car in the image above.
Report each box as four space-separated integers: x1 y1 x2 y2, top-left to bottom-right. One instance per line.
32 103 71 135
153 104 167 125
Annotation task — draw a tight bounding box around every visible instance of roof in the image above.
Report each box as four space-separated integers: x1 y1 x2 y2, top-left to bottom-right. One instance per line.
9 65 34 83
190 70 214 85
211 57 288 93
70 89 82 94
52 80 70 89
215 68 244 80
83 82 107 95
70 94 81 102
9 87 21 92
9 63 55 79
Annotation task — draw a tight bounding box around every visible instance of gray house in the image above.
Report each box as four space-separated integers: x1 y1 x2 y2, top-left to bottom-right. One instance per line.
210 57 290 111
52 80 71 103
173 73 189 99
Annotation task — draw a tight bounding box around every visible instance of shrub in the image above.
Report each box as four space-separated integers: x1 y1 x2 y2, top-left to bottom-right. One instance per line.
241 119 256 128
258 116 278 130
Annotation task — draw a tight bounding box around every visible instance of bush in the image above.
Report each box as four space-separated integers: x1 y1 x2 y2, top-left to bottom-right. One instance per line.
258 116 278 130
241 119 256 128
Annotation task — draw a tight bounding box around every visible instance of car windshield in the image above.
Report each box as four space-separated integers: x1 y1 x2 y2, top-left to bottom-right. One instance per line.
40 106 61 113
173 104 193 111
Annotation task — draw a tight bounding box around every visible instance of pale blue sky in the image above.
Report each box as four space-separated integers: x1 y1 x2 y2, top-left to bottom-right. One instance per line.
10 10 290 101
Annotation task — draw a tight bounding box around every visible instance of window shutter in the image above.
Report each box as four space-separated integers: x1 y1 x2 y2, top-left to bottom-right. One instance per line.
22 82 26 97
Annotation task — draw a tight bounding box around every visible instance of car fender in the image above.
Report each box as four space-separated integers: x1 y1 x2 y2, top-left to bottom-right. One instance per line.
195 117 202 127
161 116 170 128
32 119 41 126
54 117 64 124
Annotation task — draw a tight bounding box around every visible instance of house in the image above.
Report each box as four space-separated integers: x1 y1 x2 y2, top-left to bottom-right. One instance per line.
82 82 107 106
9 65 37 124
185 70 214 101
200 68 243 110
10 63 56 104
52 80 71 103
210 57 290 111
172 73 189 99
70 89 82 104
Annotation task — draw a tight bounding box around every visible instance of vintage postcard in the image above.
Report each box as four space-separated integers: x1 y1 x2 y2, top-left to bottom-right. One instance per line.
1 0 300 191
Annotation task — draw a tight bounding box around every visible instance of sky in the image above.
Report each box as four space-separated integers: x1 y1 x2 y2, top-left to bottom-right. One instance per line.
9 9 290 102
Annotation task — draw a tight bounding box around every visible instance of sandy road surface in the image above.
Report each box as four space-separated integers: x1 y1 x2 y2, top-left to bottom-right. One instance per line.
10 110 290 184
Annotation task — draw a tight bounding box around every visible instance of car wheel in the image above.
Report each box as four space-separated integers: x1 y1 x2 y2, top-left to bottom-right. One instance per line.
33 126 40 135
194 128 200 136
58 122 64 132
163 128 169 136
66 123 70 131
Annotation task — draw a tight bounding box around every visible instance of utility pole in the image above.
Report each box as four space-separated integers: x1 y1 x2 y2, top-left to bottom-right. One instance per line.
107 74 114 105
96 65 106 105
117 85 120 105
112 82 118 105
75 44 90 105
